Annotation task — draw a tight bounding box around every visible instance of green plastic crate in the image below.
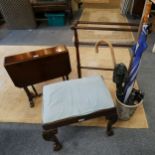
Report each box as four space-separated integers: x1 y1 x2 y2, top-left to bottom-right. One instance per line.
45 13 65 26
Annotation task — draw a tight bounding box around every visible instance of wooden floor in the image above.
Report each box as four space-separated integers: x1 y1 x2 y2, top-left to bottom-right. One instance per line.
82 0 121 8
0 45 148 128
75 8 135 45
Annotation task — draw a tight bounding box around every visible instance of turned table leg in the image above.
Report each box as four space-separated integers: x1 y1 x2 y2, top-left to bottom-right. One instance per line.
62 75 69 81
24 87 35 107
24 85 41 107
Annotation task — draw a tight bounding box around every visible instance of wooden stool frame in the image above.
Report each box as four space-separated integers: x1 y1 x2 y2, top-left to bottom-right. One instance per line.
42 38 119 151
42 107 118 151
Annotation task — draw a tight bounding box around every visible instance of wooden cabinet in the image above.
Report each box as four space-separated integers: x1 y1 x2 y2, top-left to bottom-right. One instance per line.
132 0 145 17
31 0 73 21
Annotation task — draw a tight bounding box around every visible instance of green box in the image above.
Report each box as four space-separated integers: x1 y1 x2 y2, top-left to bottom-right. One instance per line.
45 13 65 26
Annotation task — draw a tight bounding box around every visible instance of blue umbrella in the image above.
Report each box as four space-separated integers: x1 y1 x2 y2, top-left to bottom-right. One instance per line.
123 24 149 103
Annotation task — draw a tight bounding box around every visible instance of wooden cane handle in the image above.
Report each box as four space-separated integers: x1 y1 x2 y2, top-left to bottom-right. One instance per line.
95 39 116 67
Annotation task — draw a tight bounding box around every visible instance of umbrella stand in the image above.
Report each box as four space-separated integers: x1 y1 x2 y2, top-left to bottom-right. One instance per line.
115 0 155 120
115 95 143 120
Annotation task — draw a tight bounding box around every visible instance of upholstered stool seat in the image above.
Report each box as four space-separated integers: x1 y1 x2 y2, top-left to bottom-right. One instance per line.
42 76 117 151
43 76 115 124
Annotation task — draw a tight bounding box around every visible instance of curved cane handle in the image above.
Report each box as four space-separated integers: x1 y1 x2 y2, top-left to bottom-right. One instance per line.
95 39 116 67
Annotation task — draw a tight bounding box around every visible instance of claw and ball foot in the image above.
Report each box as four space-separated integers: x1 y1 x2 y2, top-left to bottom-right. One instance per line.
43 129 62 151
106 113 118 136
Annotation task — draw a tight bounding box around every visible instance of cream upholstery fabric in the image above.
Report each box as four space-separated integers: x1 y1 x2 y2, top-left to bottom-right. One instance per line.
42 76 115 123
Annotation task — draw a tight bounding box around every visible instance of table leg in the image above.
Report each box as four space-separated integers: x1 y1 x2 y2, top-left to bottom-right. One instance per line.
24 87 35 107
62 75 69 81
31 85 42 97
62 76 66 81
65 75 69 80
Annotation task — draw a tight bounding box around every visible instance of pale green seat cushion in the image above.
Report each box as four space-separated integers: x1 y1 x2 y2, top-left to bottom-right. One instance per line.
42 76 115 124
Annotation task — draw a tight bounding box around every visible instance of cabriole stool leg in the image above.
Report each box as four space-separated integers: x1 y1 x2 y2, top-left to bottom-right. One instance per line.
42 129 62 151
